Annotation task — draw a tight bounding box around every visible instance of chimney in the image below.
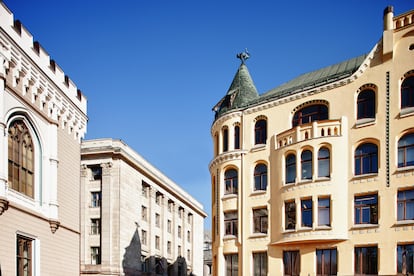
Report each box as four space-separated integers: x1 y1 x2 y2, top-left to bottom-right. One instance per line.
383 6 394 31
382 6 394 59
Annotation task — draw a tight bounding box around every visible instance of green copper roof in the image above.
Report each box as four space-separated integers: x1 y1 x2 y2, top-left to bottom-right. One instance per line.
213 54 367 120
213 63 259 117
257 54 367 103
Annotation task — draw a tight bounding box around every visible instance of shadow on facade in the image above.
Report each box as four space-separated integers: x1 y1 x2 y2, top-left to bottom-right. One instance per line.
122 228 189 276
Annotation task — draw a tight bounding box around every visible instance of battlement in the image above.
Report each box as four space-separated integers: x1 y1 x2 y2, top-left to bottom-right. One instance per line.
0 2 87 140
0 2 87 114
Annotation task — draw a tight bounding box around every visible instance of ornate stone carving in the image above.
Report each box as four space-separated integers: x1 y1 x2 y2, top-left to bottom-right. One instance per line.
0 197 9 215
49 219 60 234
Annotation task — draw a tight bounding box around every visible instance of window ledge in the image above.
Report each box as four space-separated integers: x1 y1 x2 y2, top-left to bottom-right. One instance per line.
393 220 414 227
315 176 331 182
355 118 376 128
251 144 266 152
297 227 312 232
223 235 237 241
282 229 296 234
249 233 267 239
400 107 414 118
315 225 332 230
250 190 267 196
222 194 238 201
352 173 378 181
351 224 379 230
298 179 312 185
396 166 414 173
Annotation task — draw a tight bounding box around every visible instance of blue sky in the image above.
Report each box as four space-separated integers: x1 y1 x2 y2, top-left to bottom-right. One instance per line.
4 0 412 229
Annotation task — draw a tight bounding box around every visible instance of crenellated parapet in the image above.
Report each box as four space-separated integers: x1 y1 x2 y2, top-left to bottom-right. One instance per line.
0 3 87 141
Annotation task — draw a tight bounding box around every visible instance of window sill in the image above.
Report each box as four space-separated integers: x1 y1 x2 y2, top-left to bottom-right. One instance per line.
351 224 379 230
315 176 331 182
298 179 312 185
297 226 312 232
352 173 378 181
396 166 414 173
222 194 238 201
249 233 268 239
282 229 296 234
393 220 414 227
355 118 376 128
400 107 414 118
250 190 267 196
223 235 237 241
315 225 332 230
251 144 266 152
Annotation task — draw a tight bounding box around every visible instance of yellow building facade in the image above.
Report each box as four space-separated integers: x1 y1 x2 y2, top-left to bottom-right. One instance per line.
210 7 414 276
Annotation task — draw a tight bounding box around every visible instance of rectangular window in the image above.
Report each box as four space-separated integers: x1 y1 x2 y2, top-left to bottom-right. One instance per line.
253 252 267 276
187 230 191 243
155 236 160 250
355 246 377 275
90 218 101 235
91 166 102 180
398 189 414 221
141 230 147 245
316 248 337 275
178 207 184 219
285 201 296 230
225 254 238 276
167 241 171 254
354 194 378 224
283 250 300 276
301 198 313 227
178 226 182 238
155 213 160 227
318 197 330 226
91 191 101 207
188 213 192 224
187 249 191 261
253 208 268 234
178 245 181 256
224 211 238 236
91 247 101 265
17 235 33 276
155 192 162 205
168 200 173 212
142 181 149 198
167 220 172 233
141 206 148 221
397 243 414 274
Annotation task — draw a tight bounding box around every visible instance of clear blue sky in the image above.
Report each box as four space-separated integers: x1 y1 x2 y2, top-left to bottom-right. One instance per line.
4 0 412 229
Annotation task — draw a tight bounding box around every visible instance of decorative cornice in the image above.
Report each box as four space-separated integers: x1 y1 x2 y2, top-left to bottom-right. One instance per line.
208 150 247 170
211 111 242 135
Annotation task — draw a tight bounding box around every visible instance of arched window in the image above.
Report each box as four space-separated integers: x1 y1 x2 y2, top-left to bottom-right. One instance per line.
254 164 267 191
222 127 229 152
318 147 330 178
224 169 238 195
401 76 414 109
8 120 34 198
285 154 296 184
301 150 312 180
234 125 240 150
292 104 328 127
214 132 219 156
355 143 378 175
398 133 414 167
255 119 267 145
357 89 375 119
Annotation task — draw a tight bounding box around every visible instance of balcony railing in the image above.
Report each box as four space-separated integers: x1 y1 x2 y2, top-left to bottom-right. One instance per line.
276 119 342 149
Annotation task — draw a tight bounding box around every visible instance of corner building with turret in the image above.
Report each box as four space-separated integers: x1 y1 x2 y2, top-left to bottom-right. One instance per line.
209 7 414 276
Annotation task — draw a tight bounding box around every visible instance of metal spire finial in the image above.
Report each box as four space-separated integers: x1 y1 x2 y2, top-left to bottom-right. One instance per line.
236 48 250 64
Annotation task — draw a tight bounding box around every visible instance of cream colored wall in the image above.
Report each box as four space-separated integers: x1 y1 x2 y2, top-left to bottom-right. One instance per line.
211 10 414 276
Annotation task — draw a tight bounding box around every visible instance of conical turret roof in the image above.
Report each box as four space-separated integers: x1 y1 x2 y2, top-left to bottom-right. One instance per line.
213 63 259 118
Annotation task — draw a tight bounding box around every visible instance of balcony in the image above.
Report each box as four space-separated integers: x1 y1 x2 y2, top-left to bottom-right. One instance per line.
276 119 343 149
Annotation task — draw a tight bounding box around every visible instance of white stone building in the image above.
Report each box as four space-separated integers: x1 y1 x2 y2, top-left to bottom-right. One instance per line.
0 2 88 275
80 138 207 276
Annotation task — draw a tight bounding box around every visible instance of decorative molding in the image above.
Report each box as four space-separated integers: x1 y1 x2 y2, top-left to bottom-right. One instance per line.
0 197 9 215
49 219 60 234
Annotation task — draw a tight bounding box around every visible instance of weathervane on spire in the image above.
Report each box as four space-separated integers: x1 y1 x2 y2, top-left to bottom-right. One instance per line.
237 48 250 64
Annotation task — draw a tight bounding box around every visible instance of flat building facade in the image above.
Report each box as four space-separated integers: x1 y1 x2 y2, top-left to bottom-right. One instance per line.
210 6 414 276
80 138 207 276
